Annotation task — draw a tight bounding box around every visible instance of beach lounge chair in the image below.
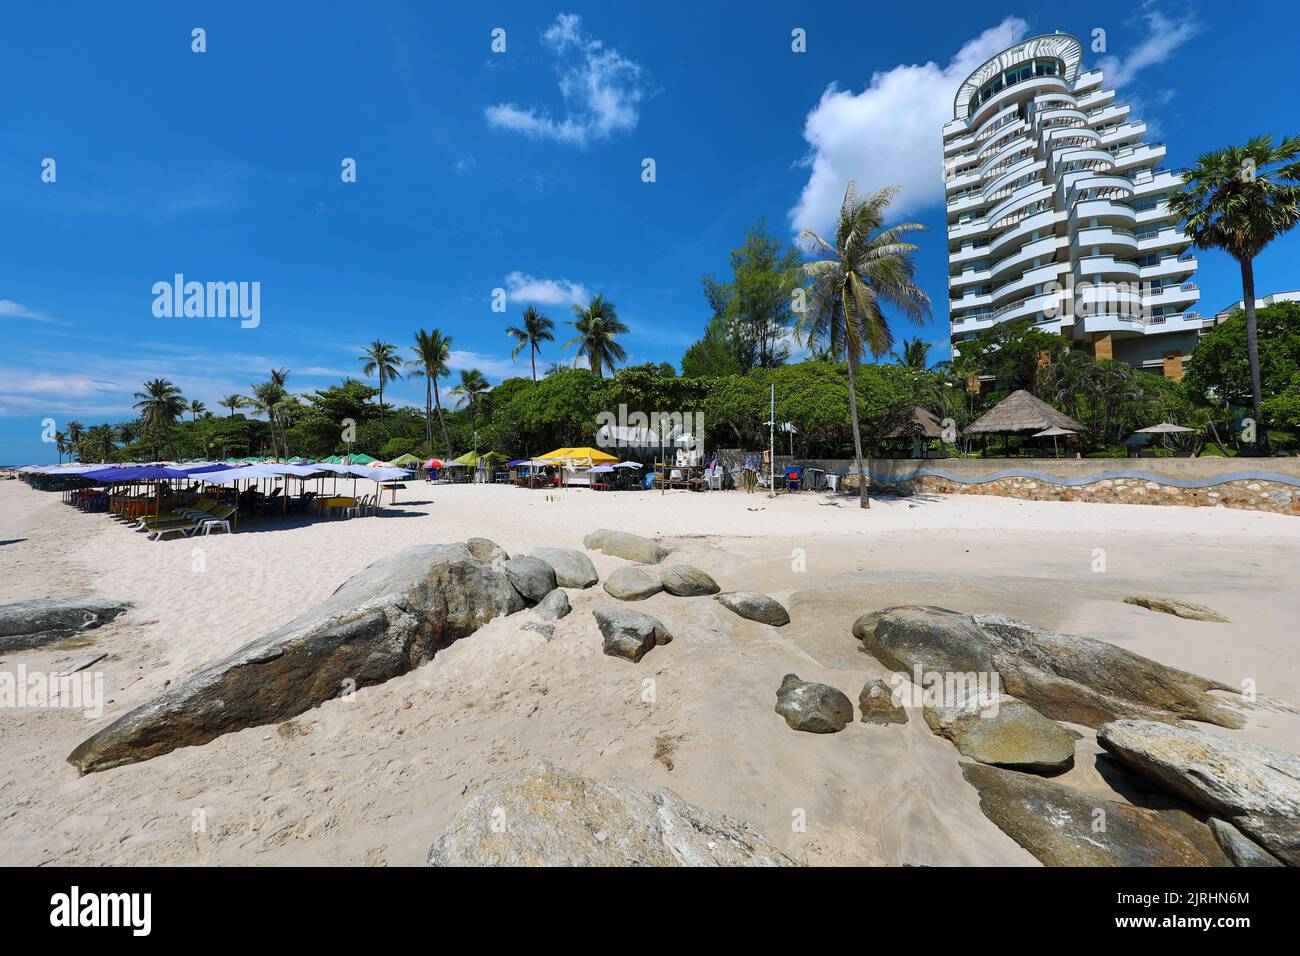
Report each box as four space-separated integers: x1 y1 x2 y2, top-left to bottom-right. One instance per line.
147 504 236 540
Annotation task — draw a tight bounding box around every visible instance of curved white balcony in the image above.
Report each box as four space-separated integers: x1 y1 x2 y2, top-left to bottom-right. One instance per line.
948 216 992 242
1069 198 1137 230
985 157 1044 199
949 265 993 289
1145 282 1200 310
991 262 1066 305
1077 282 1144 316
968 75 1069 129
1139 253 1196 282
1075 225 1137 254
973 104 1022 144
1136 226 1190 253
950 243 992 267
1076 255 1139 282
1109 143 1166 172
989 287 1066 325
1075 313 1149 337
987 182 1054 227
989 209 1061 258
1098 121 1146 147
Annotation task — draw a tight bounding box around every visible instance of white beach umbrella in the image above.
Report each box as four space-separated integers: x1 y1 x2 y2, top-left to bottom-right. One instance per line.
1134 423 1195 433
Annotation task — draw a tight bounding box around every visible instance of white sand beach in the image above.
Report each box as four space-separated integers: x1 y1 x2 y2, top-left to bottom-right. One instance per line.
2 480 1298 866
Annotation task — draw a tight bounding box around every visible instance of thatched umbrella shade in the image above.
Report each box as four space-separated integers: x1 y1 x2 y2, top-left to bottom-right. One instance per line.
962 390 1084 436
885 406 946 440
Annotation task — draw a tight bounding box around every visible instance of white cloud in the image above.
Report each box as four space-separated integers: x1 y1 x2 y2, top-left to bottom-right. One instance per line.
1096 3 1201 88
0 299 69 325
789 17 1029 234
504 271 589 307
446 349 525 382
454 156 477 175
485 13 647 147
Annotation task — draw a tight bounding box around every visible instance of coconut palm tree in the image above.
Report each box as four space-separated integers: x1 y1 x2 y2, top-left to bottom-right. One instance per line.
54 430 67 464
360 340 403 423
506 307 555 385
564 295 628 378
218 394 247 418
890 338 933 370
248 381 283 458
1168 135 1300 448
407 329 453 454
450 368 490 445
188 399 206 421
132 378 186 459
65 420 84 460
84 424 117 463
793 182 931 508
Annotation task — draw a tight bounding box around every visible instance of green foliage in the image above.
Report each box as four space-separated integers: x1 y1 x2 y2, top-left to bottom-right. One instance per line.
1184 302 1300 429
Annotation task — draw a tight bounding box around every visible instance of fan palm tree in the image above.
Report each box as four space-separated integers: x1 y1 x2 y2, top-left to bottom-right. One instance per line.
360 340 403 423
890 338 933 370
132 378 186 459
188 399 206 421
506 307 556 385
1168 134 1300 448
793 182 931 508
218 394 247 418
564 294 628 377
407 329 453 454
450 368 490 444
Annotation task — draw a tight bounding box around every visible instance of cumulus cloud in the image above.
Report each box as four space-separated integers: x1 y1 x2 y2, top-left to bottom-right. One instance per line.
788 18 1029 234
504 271 589 307
446 350 525 382
485 13 647 147
1096 3 1201 88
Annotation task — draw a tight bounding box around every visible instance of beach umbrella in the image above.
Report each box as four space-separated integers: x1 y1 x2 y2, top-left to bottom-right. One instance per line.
1032 426 1077 458
1134 422 1195 433
613 461 644 469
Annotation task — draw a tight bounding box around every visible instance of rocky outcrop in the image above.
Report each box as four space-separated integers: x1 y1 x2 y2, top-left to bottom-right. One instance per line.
466 537 509 566
426 762 795 866
503 556 557 604
859 678 907 725
924 691 1074 773
774 674 853 733
593 606 672 662
715 591 790 627
583 528 669 565
854 606 1242 729
0 597 132 652
1209 818 1285 867
534 589 571 622
658 565 720 597
1123 595 1229 623
961 763 1226 866
1097 719 1300 866
531 548 599 589
67 544 523 774
603 566 664 601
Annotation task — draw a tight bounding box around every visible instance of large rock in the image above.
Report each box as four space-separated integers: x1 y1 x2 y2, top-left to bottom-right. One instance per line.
0 597 132 652
1209 818 1285 867
774 674 853 733
67 544 523 774
603 566 664 601
715 591 790 627
533 589 571 622
1097 719 1300 866
924 690 1074 773
1124 595 1229 623
503 556 557 604
427 762 795 866
593 606 672 662
961 762 1227 866
583 528 669 565
531 548 598 589
466 537 509 566
859 678 907 725
854 606 1242 729
659 564 720 597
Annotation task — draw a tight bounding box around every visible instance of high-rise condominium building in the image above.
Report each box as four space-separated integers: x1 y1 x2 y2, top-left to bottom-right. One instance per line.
943 33 1200 380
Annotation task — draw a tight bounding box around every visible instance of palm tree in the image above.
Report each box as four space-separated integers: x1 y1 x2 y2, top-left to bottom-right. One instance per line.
115 422 136 446
249 371 290 459
450 368 490 447
793 182 931 508
360 340 403 423
564 294 628 377
506 307 555 384
54 430 67 464
269 368 291 455
890 338 932 370
218 394 247 418
132 378 186 459
407 329 453 454
188 399 207 421
1168 135 1300 448
84 424 117 463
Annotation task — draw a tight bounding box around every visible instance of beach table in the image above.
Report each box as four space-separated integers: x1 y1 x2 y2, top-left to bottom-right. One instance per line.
317 496 356 518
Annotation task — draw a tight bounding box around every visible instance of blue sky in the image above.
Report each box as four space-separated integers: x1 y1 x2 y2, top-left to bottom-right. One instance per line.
3 1 1297 463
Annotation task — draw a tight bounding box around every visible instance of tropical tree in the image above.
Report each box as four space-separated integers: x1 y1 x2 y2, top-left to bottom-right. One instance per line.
54 430 67 464
450 368 490 447
565 294 628 378
188 399 206 421
890 338 933 370
83 424 117 462
506 307 556 385
249 380 285 458
793 182 930 508
1168 134 1300 447
407 329 454 453
218 394 247 418
359 340 403 423
132 378 186 458
65 421 84 460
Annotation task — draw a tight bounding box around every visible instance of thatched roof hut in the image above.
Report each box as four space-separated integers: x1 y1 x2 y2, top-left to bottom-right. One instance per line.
962 390 1083 436
885 405 946 439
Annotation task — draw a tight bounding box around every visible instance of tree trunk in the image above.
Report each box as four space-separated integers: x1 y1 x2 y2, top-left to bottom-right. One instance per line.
1239 257 1264 449
845 351 870 509
425 377 433 449
433 380 450 455
378 381 385 424
531 347 537 385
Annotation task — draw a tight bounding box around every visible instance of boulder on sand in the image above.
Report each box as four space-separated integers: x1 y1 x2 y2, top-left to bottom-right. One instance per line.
1123 595 1229 623
1097 719 1300 866
67 544 524 774
427 761 795 866
659 565 720 597
854 606 1243 729
774 674 853 733
583 528 669 565
593 606 672 662
715 591 790 627
503 556 557 604
533 589 571 622
466 537 509 566
0 597 132 652
859 678 908 725
961 762 1228 866
924 690 1074 773
603 566 664 601
531 548 599 589
1208 818 1285 867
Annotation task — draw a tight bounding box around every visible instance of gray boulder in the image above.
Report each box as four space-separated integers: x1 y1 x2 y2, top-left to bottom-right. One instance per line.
1097 719 1300 866
659 565 720 597
427 762 795 866
466 537 509 566
593 606 672 662
1124 595 1229 623
0 597 132 652
716 591 790 627
67 544 523 774
1208 818 1285 867
531 547 599 589
583 528 669 565
961 762 1227 866
859 678 908 725
520 621 555 641
603 566 664 601
924 690 1074 773
774 674 852 733
534 589 571 622
503 556 557 604
854 606 1242 729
